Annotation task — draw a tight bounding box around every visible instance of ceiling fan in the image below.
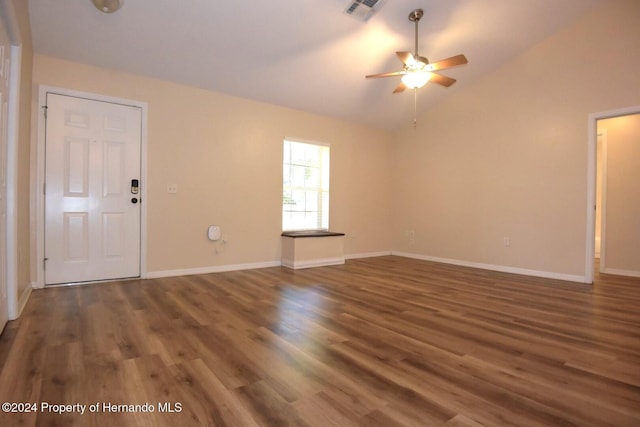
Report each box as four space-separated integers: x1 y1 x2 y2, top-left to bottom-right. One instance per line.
366 9 468 94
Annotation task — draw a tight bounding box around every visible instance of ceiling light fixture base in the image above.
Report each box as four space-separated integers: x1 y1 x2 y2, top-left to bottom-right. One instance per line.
91 0 124 14
408 9 423 23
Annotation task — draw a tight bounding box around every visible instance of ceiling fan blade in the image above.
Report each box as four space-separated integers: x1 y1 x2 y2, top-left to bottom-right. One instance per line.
393 82 407 93
396 51 414 65
426 54 468 72
429 73 456 87
365 71 406 79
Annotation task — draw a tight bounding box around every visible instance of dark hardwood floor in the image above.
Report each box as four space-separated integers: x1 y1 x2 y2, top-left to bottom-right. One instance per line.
0 256 639 426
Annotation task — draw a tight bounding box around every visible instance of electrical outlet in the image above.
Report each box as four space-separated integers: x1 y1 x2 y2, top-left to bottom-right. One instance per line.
405 229 415 245
503 237 511 247
167 183 178 194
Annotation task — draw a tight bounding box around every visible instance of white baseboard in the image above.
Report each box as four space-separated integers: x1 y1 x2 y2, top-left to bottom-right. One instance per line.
127 251 593 282
9 284 33 320
345 251 392 260
602 268 640 278
146 260 282 279
17 285 32 317
281 257 345 270
148 253 382 275
392 251 586 283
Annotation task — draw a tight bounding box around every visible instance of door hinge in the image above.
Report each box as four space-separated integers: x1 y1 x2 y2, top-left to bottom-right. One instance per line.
43 257 48 270
42 105 48 119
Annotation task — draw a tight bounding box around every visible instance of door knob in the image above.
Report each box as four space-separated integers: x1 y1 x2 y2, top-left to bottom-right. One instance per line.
131 198 138 204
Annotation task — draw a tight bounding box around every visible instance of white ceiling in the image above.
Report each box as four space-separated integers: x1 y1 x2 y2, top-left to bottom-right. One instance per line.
28 0 605 130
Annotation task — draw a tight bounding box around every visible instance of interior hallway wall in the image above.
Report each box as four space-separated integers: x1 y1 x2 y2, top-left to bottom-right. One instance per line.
12 0 33 299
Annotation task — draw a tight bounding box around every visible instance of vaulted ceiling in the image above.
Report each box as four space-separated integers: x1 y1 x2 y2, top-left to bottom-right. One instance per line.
28 0 605 130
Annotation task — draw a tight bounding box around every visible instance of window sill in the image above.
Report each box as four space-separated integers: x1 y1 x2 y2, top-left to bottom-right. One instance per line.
281 230 345 238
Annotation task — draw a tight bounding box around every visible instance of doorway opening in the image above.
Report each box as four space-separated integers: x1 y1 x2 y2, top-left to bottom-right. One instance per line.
587 106 640 283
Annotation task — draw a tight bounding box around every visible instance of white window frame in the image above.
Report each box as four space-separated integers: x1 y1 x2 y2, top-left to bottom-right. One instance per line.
282 138 330 231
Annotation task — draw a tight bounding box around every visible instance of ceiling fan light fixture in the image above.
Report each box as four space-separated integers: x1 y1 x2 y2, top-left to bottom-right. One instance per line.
364 8 468 125
401 71 430 89
91 0 123 13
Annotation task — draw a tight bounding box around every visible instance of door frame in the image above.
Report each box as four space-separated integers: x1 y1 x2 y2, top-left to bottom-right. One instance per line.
585 104 640 283
0 0 22 320
34 86 148 288
595 130 608 272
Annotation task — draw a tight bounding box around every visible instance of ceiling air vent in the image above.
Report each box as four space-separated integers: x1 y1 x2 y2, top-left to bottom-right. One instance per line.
343 0 387 22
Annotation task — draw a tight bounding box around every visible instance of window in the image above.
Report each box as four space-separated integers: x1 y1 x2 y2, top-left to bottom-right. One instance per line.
282 139 330 231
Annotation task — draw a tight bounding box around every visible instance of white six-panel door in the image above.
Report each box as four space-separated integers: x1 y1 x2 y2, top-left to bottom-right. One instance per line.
45 93 142 285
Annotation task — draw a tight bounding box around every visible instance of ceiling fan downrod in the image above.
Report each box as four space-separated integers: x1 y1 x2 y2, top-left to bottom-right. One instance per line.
409 9 423 59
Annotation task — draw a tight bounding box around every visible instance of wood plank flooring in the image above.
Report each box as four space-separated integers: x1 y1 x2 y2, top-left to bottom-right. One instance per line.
0 256 639 426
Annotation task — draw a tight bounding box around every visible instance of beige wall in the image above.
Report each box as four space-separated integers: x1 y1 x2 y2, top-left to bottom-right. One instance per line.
31 55 393 274
391 0 640 278
598 114 640 274
9 0 33 300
